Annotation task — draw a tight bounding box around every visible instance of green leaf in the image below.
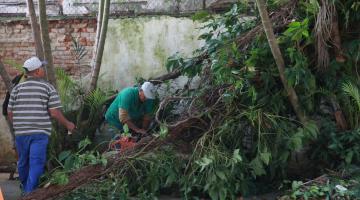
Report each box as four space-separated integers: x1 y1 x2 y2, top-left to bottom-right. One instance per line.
302 30 309 38
209 189 218 200
304 121 319 139
345 151 354 164
58 150 71 162
196 156 213 172
159 124 169 139
290 132 304 150
292 181 303 190
100 157 108 166
123 124 129 134
232 149 242 163
250 157 266 176
219 188 227 200
51 171 69 185
63 155 74 171
215 170 226 180
260 152 271 165
78 138 91 150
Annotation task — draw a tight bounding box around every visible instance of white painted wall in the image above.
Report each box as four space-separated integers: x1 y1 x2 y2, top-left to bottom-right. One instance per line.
98 16 205 90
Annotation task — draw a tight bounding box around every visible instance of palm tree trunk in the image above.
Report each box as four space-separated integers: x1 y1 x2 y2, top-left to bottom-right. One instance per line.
255 0 307 124
331 11 346 63
0 60 12 91
91 0 105 63
26 0 44 60
38 0 57 88
89 0 110 91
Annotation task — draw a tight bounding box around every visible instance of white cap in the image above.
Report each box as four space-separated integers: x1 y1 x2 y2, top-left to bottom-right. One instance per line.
141 82 155 99
23 57 46 71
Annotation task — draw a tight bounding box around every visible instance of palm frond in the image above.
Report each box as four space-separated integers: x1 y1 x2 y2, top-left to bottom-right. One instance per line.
71 37 88 62
342 81 360 112
55 68 80 112
85 88 108 122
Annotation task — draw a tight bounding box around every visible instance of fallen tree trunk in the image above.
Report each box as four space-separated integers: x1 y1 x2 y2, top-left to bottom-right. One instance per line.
149 69 182 84
22 116 205 200
21 2 298 198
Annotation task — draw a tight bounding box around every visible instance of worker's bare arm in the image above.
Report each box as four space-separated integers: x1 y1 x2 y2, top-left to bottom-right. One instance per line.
124 119 147 135
7 110 13 124
48 108 75 132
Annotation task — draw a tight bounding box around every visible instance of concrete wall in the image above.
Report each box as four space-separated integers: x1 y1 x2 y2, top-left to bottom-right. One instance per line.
0 15 205 161
98 16 204 90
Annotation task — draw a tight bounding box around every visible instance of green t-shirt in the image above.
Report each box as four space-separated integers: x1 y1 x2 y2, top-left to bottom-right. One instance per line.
105 87 154 128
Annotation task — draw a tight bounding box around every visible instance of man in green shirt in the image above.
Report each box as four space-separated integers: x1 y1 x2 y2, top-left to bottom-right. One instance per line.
105 82 155 135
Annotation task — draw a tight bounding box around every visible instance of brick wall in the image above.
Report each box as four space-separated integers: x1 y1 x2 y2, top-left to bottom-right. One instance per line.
0 18 97 96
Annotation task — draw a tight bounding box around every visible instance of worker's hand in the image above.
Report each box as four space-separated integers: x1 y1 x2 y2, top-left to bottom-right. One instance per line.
66 121 76 133
136 128 147 135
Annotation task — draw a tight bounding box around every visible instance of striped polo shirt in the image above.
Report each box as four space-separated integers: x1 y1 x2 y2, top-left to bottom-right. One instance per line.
8 77 62 136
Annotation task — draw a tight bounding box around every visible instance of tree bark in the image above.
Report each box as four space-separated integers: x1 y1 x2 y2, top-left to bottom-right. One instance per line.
255 0 307 124
149 69 182 84
38 0 57 88
89 0 110 91
26 0 44 60
0 60 13 91
331 11 346 63
91 0 105 64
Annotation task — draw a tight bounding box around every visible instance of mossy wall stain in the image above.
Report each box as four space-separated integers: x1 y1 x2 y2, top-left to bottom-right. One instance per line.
99 16 205 90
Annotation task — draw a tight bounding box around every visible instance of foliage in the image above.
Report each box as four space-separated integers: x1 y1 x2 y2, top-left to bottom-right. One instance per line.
61 179 129 200
311 119 360 169
60 147 181 199
43 138 107 186
56 0 360 199
48 59 112 180
280 170 360 200
342 82 360 114
55 68 80 113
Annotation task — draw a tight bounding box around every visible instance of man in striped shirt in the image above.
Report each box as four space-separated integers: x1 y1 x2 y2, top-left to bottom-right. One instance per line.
7 56 75 194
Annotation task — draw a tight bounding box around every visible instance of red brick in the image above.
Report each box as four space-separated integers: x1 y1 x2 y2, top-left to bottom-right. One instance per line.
63 35 73 43
15 24 24 29
80 32 91 38
56 46 67 51
87 41 95 46
79 37 87 46
73 23 88 29
58 28 66 34
65 27 74 33
86 27 95 33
